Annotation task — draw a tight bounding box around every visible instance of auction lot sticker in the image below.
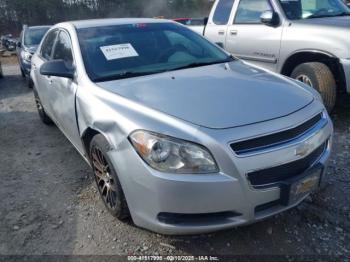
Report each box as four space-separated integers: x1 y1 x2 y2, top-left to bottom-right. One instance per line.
100 43 139 60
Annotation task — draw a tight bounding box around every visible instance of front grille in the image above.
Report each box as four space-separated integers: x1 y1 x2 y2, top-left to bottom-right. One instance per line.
231 113 323 155
157 211 241 225
247 141 327 188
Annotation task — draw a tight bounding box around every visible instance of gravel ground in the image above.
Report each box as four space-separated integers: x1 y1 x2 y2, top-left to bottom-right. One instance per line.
0 61 349 259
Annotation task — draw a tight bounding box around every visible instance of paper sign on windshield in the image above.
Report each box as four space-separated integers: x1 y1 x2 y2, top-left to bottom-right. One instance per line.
100 44 139 61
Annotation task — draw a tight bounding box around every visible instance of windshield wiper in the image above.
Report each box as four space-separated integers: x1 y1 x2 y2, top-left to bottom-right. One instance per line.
334 12 350 16
93 56 235 82
93 70 166 82
170 57 235 71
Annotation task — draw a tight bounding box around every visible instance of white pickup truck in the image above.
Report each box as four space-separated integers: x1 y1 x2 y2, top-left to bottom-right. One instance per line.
185 0 350 111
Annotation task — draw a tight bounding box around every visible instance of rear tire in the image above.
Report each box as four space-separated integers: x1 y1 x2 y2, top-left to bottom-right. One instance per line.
33 86 54 125
89 134 130 220
28 78 33 89
20 67 26 78
291 62 336 112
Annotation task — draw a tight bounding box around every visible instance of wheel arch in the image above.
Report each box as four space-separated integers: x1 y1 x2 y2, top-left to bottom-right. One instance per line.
81 127 114 164
280 50 347 93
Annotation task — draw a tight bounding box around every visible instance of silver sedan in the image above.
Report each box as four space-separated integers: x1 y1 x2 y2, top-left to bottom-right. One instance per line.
30 18 333 235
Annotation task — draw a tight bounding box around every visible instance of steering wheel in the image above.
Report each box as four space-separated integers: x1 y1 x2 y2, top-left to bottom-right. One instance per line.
157 44 188 62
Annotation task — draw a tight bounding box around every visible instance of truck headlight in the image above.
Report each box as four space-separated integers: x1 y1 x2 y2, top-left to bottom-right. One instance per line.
21 51 32 63
129 130 219 174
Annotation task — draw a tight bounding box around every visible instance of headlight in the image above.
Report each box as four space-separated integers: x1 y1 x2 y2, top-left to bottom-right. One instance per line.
21 51 32 62
129 130 219 174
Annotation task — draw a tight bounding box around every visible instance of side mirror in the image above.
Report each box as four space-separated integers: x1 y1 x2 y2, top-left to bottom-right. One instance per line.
17 42 21 48
40 60 74 79
204 17 209 26
260 10 280 26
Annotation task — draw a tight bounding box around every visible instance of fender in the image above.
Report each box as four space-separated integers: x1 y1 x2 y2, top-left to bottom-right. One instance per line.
280 49 339 75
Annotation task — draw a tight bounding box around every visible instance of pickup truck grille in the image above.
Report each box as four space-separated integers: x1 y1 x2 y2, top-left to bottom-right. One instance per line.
247 141 327 188
231 113 323 155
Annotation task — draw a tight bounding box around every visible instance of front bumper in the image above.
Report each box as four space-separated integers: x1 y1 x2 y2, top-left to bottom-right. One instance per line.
340 58 350 94
20 59 31 76
108 109 333 235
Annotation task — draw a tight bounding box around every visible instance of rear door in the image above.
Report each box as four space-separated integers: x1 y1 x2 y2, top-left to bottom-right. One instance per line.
205 0 236 48
32 29 59 117
16 31 23 67
225 0 283 71
49 29 82 149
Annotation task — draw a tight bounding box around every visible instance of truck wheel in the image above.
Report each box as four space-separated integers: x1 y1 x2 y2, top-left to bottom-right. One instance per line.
89 134 130 220
33 87 54 125
291 62 336 112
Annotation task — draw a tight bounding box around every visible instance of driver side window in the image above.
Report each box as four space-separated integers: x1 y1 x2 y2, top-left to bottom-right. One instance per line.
235 0 273 24
52 31 74 68
40 30 58 60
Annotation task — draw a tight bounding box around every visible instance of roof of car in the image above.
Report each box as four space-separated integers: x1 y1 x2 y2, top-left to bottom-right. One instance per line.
67 18 172 29
27 25 51 29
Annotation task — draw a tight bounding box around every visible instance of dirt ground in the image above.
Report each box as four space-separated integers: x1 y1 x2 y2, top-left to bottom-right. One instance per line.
0 60 349 259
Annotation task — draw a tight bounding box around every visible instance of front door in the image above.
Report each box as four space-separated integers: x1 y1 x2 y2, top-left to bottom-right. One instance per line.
225 0 283 71
49 30 82 150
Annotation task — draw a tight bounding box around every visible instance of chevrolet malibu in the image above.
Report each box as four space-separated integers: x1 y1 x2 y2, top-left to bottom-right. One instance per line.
31 19 333 235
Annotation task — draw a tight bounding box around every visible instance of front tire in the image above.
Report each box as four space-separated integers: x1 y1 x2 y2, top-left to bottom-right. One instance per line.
33 87 54 125
89 134 130 220
291 62 336 112
20 67 26 78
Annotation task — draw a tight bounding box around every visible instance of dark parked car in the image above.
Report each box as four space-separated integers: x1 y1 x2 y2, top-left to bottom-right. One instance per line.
1 34 17 51
5 38 17 51
17 26 50 83
1 34 12 47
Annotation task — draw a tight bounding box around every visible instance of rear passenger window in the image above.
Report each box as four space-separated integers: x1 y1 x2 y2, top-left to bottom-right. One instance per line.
40 30 58 60
52 31 73 68
235 0 272 24
213 0 235 25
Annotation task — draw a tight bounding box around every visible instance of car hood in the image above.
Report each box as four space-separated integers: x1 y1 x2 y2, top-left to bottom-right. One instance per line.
97 61 314 129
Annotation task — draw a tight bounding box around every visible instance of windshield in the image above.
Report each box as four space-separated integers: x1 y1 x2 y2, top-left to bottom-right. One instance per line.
24 28 50 46
77 23 232 82
279 0 350 20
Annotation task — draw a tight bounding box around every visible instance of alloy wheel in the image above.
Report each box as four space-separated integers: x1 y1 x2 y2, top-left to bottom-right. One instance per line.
91 146 118 210
35 96 43 112
296 74 313 87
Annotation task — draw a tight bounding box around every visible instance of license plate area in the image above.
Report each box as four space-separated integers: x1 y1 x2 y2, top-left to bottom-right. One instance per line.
280 164 323 206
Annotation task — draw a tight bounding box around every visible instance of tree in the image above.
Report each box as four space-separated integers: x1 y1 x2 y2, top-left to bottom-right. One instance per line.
0 0 214 35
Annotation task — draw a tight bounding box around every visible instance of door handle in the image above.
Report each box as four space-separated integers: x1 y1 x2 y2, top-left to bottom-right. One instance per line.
218 30 225 35
45 76 52 84
230 30 238 36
